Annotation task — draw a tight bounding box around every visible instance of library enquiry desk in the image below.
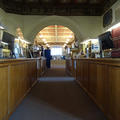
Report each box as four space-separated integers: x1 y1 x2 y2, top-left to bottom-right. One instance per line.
0 58 46 120
70 58 120 120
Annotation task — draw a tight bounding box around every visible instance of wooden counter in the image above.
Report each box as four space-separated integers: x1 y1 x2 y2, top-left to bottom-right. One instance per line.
0 58 46 120
66 59 76 77
37 58 46 77
74 58 120 120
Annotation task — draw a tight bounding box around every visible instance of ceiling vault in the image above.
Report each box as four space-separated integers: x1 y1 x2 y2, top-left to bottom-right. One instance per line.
35 25 74 46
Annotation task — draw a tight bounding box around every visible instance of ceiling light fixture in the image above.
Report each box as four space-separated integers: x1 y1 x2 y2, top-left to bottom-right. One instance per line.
39 35 43 38
66 39 70 42
69 35 73 38
42 38 46 41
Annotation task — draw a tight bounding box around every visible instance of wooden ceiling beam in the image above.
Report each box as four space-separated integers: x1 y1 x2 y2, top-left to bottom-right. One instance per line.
37 41 73 45
102 0 117 12
0 0 117 16
2 3 102 16
37 40 74 45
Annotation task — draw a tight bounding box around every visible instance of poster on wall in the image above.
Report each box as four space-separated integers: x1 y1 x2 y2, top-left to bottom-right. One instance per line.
91 39 100 53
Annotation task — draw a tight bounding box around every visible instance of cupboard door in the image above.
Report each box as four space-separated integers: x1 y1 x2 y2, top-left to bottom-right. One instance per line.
9 63 25 113
82 62 89 90
96 65 108 113
76 60 82 84
31 61 37 86
89 63 97 99
76 60 80 82
80 61 84 85
108 66 120 120
0 66 8 120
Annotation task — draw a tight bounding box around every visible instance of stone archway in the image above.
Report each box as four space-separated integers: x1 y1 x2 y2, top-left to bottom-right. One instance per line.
26 16 83 43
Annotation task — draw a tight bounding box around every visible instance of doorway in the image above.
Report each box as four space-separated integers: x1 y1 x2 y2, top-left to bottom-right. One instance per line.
34 25 75 69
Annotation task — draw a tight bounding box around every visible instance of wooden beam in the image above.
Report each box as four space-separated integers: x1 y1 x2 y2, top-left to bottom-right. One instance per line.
37 40 75 45
0 0 117 16
2 1 103 16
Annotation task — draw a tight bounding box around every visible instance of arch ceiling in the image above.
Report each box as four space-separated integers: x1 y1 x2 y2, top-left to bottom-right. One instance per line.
35 25 75 46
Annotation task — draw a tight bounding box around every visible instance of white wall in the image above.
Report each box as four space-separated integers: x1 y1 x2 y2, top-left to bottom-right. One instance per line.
0 8 24 36
23 15 102 43
0 8 103 43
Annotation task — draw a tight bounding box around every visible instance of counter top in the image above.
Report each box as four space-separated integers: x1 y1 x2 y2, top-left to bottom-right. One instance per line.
0 58 40 64
69 58 120 66
72 58 120 61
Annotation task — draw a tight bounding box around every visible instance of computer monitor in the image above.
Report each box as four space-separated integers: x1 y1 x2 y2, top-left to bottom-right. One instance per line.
99 31 114 58
99 31 114 50
2 31 15 52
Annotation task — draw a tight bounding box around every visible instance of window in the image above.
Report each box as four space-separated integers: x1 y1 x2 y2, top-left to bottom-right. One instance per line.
51 47 62 56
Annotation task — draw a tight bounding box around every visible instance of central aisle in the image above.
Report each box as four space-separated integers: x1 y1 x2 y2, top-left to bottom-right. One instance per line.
9 68 106 120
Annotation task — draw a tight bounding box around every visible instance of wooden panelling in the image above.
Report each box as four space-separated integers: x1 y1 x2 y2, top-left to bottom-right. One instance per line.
76 59 81 83
75 58 120 120
82 62 89 90
88 63 97 99
0 58 43 120
0 65 8 120
9 62 26 113
8 60 37 114
79 61 83 84
96 64 107 112
108 66 120 120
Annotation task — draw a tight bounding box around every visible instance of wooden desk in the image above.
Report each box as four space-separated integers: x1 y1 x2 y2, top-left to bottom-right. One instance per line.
0 58 45 120
75 58 120 120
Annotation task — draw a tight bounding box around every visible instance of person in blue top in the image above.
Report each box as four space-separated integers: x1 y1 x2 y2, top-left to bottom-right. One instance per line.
44 47 52 68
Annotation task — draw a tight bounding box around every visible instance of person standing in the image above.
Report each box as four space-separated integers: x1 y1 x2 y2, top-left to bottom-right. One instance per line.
44 47 51 68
